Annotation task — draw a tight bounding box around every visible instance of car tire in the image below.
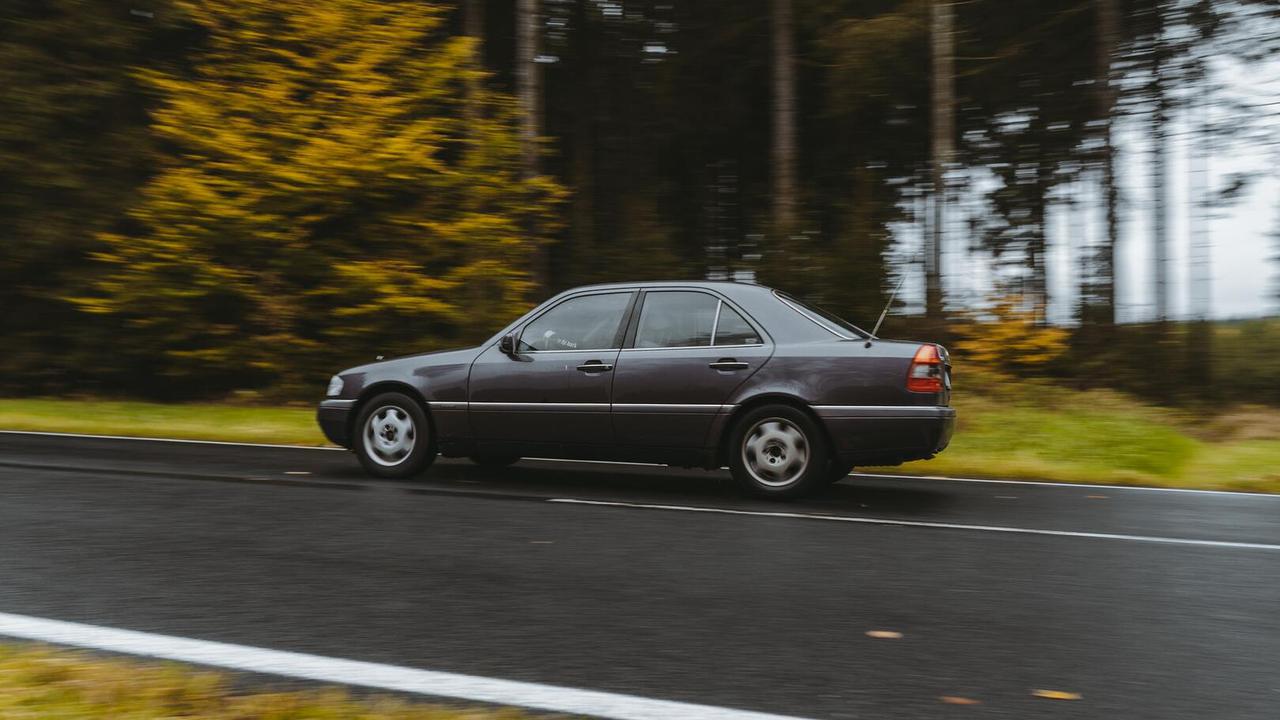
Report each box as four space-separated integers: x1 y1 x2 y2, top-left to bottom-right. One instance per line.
353 392 436 479
469 454 521 468
728 404 830 500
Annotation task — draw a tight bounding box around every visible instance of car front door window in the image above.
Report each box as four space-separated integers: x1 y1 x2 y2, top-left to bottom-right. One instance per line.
519 293 631 352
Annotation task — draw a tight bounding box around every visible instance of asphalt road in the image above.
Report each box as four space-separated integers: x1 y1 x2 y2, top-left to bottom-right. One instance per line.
1 431 1278 719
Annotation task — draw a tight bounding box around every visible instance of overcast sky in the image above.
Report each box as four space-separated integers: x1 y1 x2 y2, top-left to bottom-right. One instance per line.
902 53 1280 324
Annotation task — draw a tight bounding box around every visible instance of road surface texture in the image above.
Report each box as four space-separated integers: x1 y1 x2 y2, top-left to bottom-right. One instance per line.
1 431 1278 719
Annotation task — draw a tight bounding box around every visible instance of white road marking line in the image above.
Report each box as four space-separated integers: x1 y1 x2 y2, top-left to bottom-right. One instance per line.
2 429 1276 499
0 612 807 720
0 430 342 451
847 471 1280 498
548 498 1280 552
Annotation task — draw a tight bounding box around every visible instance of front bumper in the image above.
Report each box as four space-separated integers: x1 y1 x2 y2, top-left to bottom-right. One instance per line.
317 399 356 447
815 405 956 466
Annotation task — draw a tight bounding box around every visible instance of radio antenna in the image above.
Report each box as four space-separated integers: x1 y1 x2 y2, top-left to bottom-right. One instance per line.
868 272 909 344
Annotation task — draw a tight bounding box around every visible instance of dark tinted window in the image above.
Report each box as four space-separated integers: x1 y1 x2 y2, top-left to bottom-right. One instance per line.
776 292 868 338
714 304 761 345
634 291 718 348
519 292 631 351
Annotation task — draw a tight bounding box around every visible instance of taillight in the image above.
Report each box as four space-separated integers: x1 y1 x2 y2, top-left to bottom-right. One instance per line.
906 344 944 393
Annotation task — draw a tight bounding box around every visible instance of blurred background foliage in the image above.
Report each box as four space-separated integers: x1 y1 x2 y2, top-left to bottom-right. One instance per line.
0 0 1276 403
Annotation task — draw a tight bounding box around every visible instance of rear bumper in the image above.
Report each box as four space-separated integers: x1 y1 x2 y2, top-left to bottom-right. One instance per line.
814 405 956 466
317 399 356 447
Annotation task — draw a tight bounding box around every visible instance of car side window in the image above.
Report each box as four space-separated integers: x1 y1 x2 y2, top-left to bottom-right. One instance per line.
518 292 631 352
633 291 719 348
714 304 761 346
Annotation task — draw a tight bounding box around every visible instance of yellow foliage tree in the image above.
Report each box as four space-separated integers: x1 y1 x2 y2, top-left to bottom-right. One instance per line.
78 0 564 393
953 297 1070 376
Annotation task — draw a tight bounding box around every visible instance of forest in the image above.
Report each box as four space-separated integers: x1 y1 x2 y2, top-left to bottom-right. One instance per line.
1 0 1277 401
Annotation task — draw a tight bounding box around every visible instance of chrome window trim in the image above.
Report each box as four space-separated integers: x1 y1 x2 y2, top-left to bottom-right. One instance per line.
709 299 723 345
619 344 765 353
521 348 622 354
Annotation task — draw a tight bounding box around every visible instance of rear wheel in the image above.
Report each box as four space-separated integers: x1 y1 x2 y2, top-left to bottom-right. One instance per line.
354 392 436 479
728 404 829 500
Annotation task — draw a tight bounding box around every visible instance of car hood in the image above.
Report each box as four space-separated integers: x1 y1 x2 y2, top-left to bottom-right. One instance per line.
340 345 484 377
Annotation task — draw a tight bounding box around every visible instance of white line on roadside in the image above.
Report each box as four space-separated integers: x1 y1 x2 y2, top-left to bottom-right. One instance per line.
2 429 1275 499
548 498 1280 552
0 612 807 720
846 471 1280 498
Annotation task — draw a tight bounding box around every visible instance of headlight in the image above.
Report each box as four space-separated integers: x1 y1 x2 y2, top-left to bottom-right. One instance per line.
326 375 344 397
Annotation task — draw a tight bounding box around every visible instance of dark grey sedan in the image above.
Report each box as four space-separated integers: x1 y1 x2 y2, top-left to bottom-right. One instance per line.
318 281 954 498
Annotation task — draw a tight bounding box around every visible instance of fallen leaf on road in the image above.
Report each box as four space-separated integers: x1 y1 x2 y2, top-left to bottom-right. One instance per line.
1032 689 1082 701
939 696 981 705
865 630 903 639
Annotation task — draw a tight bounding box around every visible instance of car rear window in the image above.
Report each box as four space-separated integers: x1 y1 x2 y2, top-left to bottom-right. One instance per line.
775 292 868 339
714 305 761 346
634 291 718 348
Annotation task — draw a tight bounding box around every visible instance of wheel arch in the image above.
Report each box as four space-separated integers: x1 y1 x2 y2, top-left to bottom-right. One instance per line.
717 393 833 466
349 381 435 443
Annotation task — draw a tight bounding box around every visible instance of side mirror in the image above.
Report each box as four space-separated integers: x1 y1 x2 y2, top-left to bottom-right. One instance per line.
499 332 518 357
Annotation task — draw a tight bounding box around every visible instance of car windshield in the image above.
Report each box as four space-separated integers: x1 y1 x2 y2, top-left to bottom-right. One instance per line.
775 292 869 339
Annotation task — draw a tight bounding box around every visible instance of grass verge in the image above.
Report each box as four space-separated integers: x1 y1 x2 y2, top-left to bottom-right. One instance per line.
0 398 324 446
883 387 1280 493
1 388 1277 493
0 643 535 719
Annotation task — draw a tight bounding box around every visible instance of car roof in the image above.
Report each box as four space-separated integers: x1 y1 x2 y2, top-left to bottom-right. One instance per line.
558 280 772 294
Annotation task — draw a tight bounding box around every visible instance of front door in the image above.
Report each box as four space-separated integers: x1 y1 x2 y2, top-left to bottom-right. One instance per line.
610 290 772 451
468 290 635 455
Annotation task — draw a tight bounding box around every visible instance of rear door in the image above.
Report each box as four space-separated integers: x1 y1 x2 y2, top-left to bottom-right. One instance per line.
610 289 772 450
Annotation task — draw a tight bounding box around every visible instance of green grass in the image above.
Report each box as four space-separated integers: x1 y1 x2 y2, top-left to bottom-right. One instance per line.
0 643 536 719
0 398 324 446
1 386 1277 493
882 385 1280 493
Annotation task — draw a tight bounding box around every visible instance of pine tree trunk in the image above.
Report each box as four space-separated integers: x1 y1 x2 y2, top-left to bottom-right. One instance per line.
1151 6 1170 322
771 0 797 236
1094 0 1119 325
517 0 539 177
928 0 954 319
464 0 484 129
516 0 547 290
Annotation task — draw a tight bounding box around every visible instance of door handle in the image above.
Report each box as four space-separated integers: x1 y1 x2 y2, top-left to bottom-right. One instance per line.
576 361 614 373
709 359 749 371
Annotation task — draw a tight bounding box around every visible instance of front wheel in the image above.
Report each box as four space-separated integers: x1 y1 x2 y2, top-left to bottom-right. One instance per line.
728 404 830 500
354 392 436 479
